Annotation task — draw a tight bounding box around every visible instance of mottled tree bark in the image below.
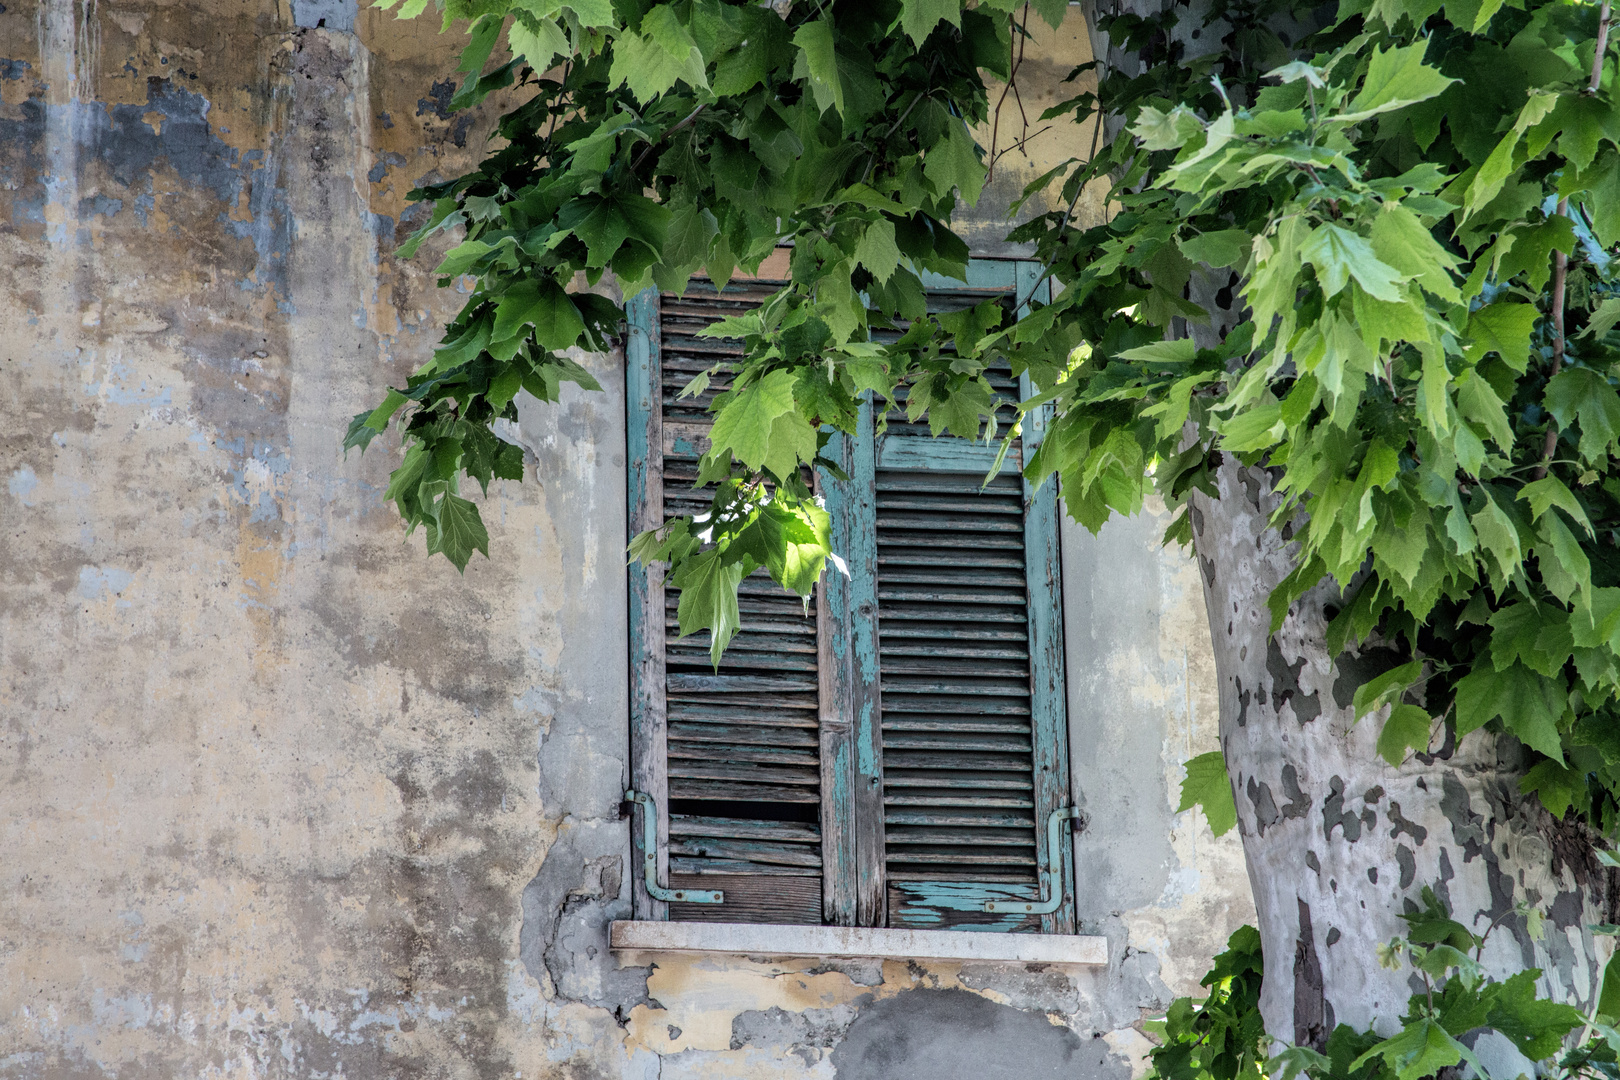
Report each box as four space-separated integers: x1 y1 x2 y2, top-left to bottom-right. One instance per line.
1189 461 1614 1043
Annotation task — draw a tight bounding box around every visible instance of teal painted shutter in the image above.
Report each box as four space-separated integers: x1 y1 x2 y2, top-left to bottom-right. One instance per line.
835 261 1076 933
627 282 837 925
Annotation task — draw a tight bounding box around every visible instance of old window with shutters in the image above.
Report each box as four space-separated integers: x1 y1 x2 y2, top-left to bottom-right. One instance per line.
625 260 1076 934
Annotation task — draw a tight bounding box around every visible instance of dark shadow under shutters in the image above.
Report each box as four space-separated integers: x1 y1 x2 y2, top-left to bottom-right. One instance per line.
628 282 825 925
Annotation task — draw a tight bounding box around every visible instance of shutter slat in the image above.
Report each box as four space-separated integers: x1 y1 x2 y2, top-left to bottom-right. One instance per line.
669 778 821 802
668 702 819 727
669 836 823 867
670 722 820 747
670 814 821 842
886 808 1036 828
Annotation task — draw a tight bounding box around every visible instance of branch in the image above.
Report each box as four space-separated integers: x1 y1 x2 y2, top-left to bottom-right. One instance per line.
1536 196 1572 481
1534 7 1609 478
1589 0 1613 95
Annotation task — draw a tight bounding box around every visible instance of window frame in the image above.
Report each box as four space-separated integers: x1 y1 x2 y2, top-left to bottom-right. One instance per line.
626 259 1075 932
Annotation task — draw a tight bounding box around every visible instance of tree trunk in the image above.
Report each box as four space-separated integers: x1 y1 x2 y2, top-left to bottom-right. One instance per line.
1189 458 1615 1044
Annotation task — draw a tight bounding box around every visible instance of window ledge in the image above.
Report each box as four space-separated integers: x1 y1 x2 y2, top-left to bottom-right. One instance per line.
609 921 1108 966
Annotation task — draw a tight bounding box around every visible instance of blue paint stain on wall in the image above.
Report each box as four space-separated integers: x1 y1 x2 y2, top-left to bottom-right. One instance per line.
367 151 406 184
85 358 173 407
77 194 123 219
0 58 30 80
78 565 135 600
9 465 38 506
0 78 293 299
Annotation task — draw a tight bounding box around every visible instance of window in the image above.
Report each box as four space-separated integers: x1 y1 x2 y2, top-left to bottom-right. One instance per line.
626 261 1075 934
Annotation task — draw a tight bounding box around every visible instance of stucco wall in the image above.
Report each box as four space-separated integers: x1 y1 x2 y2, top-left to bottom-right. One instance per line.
0 1 1254 1077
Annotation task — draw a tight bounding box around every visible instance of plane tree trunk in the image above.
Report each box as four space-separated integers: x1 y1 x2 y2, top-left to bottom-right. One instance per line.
1188 458 1616 1044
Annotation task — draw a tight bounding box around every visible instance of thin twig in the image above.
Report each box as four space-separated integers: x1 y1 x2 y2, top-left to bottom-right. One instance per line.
987 5 1031 184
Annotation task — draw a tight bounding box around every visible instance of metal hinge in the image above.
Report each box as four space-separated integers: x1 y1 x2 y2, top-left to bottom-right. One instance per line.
624 790 723 905
983 805 1081 915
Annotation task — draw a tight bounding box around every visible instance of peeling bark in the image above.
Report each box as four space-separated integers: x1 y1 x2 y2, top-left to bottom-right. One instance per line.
1189 460 1613 1039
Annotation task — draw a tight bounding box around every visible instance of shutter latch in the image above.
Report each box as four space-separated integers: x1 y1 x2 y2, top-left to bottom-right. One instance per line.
982 805 1082 915
624 790 724 904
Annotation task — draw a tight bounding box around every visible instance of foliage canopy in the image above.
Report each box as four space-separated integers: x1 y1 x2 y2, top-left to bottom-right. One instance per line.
355 0 1620 847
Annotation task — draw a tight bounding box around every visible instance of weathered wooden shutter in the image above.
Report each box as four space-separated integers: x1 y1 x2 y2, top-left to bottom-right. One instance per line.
826 261 1076 934
627 282 830 925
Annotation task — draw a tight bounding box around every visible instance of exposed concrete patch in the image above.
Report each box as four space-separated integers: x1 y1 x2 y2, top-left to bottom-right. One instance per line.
828 988 1117 1080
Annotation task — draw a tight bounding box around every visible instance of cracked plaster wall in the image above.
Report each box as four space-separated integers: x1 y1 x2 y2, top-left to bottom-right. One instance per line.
0 1 1254 1076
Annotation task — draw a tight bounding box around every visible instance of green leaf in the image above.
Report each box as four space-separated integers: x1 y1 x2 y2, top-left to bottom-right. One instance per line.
1488 971 1585 1057
1027 0 1067 28
1547 367 1620 463
1583 297 1620 340
610 5 709 103
670 548 746 667
1369 204 1460 304
1537 511 1592 606
1519 476 1592 534
1463 91 1558 220
1177 229 1252 269
1378 704 1434 764
562 0 614 26
1471 490 1524 582
448 15 502 111
364 388 408 433
899 0 959 44
762 408 818 480
663 200 720 269
509 14 568 72
708 369 799 471
435 238 494 278
1352 659 1422 718
793 18 844 117
1453 662 1564 759
1599 954 1620 1020
345 410 382 453
1336 43 1457 123
1350 1019 1463 1080
731 500 831 596
854 218 902 284
1132 105 1202 150
1176 751 1237 837
1463 303 1538 370
425 492 490 572
1519 758 1584 818
1456 369 1515 450
493 279 586 350
924 120 986 205
1301 224 1403 301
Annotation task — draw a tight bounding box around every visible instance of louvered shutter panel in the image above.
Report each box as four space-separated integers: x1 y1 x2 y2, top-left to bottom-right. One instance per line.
829 261 1076 934
627 282 831 925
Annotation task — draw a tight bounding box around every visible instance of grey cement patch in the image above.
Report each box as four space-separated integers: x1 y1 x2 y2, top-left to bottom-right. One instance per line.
293 0 356 31
827 988 1121 1080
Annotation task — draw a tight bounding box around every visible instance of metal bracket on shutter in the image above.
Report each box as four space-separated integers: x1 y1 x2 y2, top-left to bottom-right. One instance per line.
624 790 724 904
982 806 1080 914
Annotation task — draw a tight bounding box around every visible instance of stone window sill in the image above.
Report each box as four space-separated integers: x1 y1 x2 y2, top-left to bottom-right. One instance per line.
609 921 1108 965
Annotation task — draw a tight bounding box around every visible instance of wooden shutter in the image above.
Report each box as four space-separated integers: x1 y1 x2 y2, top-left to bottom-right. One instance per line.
826 261 1076 934
627 282 833 925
